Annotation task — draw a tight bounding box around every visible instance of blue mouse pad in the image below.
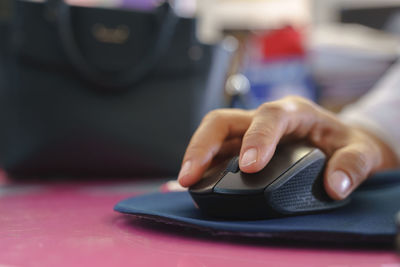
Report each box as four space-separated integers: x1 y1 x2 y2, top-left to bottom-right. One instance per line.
114 171 400 244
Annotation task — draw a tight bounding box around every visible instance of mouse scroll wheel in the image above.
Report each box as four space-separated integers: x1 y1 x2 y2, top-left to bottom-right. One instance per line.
226 156 240 173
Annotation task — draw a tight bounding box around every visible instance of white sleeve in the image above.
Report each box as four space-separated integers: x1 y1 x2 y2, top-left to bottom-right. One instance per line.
339 59 400 163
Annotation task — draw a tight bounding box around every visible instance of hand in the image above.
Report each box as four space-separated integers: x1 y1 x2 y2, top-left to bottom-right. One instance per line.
177 96 397 200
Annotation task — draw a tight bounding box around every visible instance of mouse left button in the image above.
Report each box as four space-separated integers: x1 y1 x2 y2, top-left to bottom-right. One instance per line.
189 173 224 194
189 161 229 194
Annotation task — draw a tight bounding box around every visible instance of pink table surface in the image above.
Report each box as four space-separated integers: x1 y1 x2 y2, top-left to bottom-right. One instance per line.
0 171 399 267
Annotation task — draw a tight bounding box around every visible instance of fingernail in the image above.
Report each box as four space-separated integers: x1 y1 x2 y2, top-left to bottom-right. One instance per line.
178 161 191 181
329 171 352 198
241 148 258 167
163 180 187 192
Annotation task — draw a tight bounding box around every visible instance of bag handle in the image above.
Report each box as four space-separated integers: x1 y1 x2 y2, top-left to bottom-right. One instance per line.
48 0 178 88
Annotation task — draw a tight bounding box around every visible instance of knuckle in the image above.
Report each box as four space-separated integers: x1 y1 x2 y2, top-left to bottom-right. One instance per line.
288 96 310 109
202 109 227 124
283 95 315 111
343 149 370 175
283 95 308 103
257 102 286 117
258 96 315 117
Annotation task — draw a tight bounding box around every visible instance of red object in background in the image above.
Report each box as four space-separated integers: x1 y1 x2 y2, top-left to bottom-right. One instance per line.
257 26 305 59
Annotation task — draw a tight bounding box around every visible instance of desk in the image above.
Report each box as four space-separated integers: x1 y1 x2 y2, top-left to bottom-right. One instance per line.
0 172 399 267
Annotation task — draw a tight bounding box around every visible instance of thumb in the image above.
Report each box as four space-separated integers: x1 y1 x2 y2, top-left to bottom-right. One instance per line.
324 144 378 200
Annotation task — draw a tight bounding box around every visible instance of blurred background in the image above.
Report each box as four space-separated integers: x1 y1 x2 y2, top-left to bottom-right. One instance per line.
8 0 398 111
0 0 399 177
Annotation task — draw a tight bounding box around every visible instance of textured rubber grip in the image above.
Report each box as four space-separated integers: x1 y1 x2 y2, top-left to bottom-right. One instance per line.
265 150 349 215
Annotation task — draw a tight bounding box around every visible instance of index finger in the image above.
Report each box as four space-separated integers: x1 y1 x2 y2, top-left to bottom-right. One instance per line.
239 96 347 173
178 109 253 187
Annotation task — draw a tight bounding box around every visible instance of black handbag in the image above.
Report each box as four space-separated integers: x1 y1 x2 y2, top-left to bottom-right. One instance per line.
0 0 230 177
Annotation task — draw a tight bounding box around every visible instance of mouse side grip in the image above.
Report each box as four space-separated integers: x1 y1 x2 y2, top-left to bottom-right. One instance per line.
264 150 349 215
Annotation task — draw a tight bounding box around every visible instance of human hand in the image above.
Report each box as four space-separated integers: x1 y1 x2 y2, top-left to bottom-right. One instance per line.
177 96 397 200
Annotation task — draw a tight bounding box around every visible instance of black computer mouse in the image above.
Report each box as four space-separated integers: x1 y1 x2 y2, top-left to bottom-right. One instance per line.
189 145 350 219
